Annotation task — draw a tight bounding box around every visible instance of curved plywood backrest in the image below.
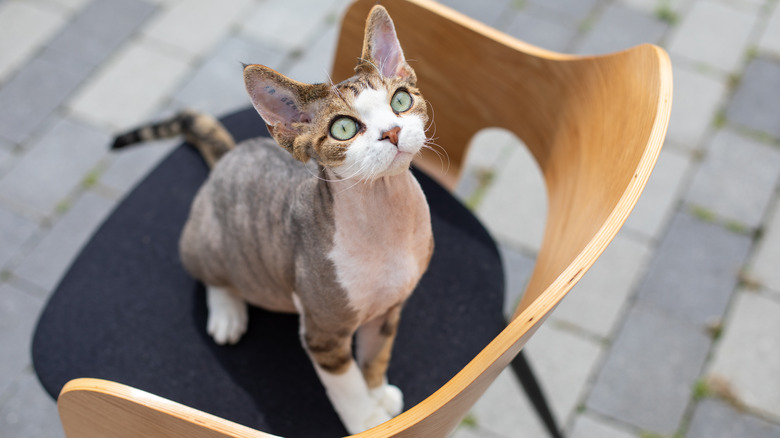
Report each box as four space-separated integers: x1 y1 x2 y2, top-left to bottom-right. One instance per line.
57 1 671 437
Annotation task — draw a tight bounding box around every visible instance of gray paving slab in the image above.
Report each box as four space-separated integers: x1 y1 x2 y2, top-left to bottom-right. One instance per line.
502 7 578 53
240 0 341 51
0 1 67 84
664 63 728 149
525 323 603 425
46 0 156 68
685 128 780 230
437 0 511 27
667 0 758 72
726 57 780 138
758 1 780 57
476 144 546 253
0 369 64 438
0 116 110 219
553 234 650 339
100 138 177 196
13 192 115 295
586 304 711 435
569 413 637 438
286 25 340 84
687 399 780 438
499 244 535 317
635 211 752 327
527 0 600 23
469 368 548 437
707 290 780 420
0 46 92 145
749 198 780 295
623 147 692 240
174 35 286 116
141 0 251 62
0 205 39 269
0 283 44 395
575 4 668 55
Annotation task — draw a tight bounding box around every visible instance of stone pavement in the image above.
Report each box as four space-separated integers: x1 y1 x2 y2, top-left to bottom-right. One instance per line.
1 0 779 437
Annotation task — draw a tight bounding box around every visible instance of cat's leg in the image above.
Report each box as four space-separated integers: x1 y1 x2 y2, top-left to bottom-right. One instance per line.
206 286 248 345
356 303 404 416
297 308 391 434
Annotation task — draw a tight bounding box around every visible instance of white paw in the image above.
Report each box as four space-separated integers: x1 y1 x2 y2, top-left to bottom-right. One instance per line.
206 287 248 345
359 405 393 433
370 384 404 416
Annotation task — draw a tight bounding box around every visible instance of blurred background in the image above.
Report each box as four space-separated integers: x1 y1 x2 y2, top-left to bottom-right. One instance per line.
1 0 779 436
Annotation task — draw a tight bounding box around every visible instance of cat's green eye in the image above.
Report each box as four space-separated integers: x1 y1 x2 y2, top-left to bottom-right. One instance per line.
329 117 359 141
391 90 412 113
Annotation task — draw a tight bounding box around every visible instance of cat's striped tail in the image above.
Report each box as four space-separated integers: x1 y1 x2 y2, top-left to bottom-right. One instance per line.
111 109 235 168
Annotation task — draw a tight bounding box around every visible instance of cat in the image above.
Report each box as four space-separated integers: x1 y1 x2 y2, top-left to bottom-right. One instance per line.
111 5 434 434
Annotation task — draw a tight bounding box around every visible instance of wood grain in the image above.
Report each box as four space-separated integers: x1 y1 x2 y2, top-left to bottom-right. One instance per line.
57 0 672 436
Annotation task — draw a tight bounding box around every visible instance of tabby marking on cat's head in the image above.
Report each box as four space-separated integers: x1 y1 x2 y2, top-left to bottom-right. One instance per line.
243 5 428 181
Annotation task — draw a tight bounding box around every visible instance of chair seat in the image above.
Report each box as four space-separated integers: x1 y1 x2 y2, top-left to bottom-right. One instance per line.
32 108 506 438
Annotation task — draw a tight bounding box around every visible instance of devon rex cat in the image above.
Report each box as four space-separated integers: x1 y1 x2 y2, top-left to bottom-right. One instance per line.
112 5 434 434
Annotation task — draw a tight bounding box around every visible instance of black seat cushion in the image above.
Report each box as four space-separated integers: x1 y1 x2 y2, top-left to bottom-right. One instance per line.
32 107 505 438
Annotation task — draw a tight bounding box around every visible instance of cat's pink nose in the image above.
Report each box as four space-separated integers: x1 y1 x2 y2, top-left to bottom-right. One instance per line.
381 126 401 146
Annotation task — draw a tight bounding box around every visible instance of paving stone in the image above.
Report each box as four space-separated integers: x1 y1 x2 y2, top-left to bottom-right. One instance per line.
686 128 780 229
14 192 115 295
624 147 691 239
499 244 535 318
726 57 780 138
0 1 67 83
100 138 177 196
46 0 93 12
666 0 758 72
635 212 752 327
687 398 780 438
436 0 511 27
553 234 650 339
68 39 192 129
0 283 42 395
617 0 688 15
707 290 780 420
46 0 156 68
286 24 340 84
476 143 546 253
142 0 252 61
240 0 339 51
454 129 514 202
586 304 711 435
569 413 637 438
0 206 38 269
525 323 603 424
749 199 780 295
576 4 668 55
470 367 548 438
664 64 728 149
758 2 780 57
503 7 578 53
174 35 286 116
0 116 110 218
0 370 65 438
527 0 600 22
0 46 93 144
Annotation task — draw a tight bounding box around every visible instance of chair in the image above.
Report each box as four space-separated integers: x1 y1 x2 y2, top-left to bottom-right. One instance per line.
33 0 672 436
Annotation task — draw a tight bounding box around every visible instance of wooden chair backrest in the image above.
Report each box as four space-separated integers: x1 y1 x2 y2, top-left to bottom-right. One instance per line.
57 1 671 437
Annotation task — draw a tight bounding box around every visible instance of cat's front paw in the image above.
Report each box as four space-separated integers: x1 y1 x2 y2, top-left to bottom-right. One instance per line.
370 384 404 416
206 287 248 345
342 404 392 435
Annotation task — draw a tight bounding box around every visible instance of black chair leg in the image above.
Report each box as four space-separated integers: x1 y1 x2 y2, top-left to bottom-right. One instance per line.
510 350 565 438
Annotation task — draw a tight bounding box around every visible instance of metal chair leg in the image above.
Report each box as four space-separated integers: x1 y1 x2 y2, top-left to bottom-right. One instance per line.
510 350 564 438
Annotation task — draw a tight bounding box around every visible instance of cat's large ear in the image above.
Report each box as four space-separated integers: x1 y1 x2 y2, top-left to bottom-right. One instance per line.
358 5 416 83
244 64 329 161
